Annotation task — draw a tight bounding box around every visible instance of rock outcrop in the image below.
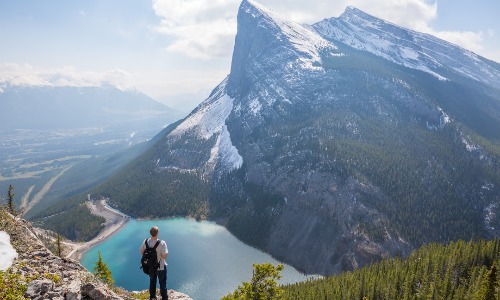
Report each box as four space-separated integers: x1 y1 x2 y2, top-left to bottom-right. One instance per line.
0 210 192 300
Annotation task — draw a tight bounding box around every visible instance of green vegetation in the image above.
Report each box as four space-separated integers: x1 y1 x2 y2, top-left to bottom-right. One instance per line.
37 203 104 242
319 119 499 245
283 239 500 299
93 251 114 285
95 162 211 219
0 271 28 300
7 184 15 215
213 167 285 248
222 263 285 300
42 272 62 284
56 232 62 257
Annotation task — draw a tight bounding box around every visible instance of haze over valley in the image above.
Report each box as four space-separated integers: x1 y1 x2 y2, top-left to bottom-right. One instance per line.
0 84 181 215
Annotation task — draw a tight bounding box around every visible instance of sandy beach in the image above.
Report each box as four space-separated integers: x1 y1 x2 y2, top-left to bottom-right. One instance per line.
63 199 130 260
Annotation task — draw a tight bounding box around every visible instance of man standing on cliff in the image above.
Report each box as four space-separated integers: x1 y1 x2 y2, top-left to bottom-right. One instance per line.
140 226 169 300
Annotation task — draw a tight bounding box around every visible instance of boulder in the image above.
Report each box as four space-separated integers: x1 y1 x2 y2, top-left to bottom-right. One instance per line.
25 279 54 298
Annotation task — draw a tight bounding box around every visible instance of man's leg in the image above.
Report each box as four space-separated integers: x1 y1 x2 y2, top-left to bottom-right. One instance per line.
158 269 168 300
149 272 157 299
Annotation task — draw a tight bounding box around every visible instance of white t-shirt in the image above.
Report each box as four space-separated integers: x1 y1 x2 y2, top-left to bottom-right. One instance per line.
140 238 168 270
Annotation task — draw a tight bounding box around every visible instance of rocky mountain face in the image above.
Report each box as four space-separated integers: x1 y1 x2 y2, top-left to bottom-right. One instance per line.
0 209 192 300
93 0 500 275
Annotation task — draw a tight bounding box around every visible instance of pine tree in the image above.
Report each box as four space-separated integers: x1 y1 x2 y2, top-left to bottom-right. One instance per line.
7 185 15 214
56 232 62 257
93 251 114 285
476 265 497 300
222 263 285 300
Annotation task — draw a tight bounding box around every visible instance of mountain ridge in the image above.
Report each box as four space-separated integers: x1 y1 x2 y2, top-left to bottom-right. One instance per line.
313 5 500 86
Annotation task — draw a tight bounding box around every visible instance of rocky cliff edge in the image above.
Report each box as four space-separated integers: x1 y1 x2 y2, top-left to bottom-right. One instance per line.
0 209 192 300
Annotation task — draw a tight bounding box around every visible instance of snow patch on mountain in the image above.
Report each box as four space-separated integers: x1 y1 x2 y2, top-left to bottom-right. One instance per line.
170 78 243 173
461 135 481 152
484 202 498 233
208 125 243 172
244 0 334 70
426 108 451 131
438 108 451 126
313 17 447 81
170 81 233 140
249 98 262 115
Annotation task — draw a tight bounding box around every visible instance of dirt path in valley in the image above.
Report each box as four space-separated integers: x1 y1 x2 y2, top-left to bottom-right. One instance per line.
20 185 36 209
23 166 72 214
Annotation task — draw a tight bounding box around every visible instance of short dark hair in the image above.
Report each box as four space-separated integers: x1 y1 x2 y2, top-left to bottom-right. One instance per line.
150 226 159 237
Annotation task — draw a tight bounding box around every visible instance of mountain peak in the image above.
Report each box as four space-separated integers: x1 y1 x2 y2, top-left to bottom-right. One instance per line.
239 0 330 52
338 6 391 31
240 0 273 16
228 0 333 96
342 6 370 17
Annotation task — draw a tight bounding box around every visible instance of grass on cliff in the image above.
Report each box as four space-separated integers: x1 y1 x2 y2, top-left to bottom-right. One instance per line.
0 271 27 300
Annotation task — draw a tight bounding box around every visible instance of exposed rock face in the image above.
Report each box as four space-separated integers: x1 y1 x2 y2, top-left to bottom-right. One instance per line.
1 211 192 300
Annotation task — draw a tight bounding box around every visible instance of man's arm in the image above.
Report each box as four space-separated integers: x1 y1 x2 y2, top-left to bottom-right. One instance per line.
162 242 168 259
140 240 145 255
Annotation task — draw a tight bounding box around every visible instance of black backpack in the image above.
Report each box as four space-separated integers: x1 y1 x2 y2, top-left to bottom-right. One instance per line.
140 239 161 275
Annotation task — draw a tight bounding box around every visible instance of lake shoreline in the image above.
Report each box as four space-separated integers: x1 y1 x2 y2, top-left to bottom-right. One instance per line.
64 199 131 261
76 203 314 277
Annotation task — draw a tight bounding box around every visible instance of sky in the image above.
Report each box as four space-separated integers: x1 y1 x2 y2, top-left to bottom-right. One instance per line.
1 0 499 113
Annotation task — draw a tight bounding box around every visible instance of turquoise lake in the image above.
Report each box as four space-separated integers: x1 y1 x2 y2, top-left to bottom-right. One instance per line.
81 218 312 300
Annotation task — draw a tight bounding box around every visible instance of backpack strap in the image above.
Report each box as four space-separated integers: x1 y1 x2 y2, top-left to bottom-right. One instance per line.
145 239 150 249
152 240 161 250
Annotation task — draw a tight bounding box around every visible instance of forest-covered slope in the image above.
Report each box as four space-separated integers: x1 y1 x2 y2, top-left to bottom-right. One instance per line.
283 239 500 299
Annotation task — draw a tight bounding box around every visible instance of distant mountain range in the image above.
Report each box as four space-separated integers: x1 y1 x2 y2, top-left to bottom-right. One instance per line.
0 84 178 130
39 0 500 275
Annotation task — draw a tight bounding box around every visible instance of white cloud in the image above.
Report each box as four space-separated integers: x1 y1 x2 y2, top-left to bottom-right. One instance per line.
0 63 134 90
351 0 437 30
0 231 17 271
152 0 239 59
430 30 484 53
152 0 488 60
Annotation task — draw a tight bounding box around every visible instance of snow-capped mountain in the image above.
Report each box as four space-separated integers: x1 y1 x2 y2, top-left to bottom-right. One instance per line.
313 6 500 86
91 0 500 275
